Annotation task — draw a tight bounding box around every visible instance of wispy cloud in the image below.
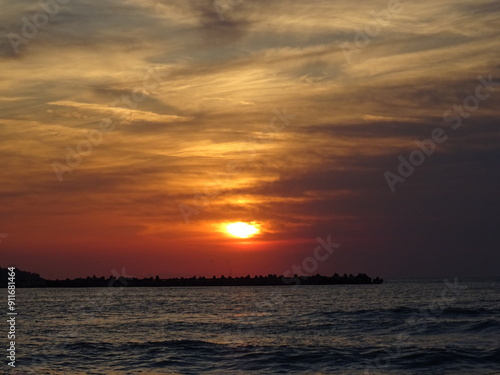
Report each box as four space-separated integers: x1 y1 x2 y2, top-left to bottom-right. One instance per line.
48 100 191 123
1 0 499 278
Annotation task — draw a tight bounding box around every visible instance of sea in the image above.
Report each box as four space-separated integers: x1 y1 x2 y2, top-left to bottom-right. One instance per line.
9 278 500 374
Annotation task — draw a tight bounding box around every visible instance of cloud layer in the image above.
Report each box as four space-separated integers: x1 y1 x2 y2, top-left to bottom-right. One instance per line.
1 0 499 278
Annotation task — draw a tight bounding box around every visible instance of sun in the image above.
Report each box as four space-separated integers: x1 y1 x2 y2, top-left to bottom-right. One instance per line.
225 222 260 238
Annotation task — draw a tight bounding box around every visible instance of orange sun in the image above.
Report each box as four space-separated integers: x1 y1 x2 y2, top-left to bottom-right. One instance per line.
225 222 260 238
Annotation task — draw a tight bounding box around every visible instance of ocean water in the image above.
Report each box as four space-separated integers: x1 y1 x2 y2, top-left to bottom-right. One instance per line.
10 278 500 374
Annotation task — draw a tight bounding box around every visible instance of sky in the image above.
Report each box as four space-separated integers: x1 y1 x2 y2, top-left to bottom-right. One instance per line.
0 0 499 279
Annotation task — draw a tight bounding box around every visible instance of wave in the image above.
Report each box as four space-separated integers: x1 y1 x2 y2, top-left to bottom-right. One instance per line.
309 306 498 318
64 339 222 352
440 307 494 316
462 318 500 333
26 338 500 375
396 346 500 367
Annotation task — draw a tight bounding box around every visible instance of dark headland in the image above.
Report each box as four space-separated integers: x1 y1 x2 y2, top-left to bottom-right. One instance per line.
0 267 383 288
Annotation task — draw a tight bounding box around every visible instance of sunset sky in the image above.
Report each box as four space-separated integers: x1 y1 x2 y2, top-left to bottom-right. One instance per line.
1 0 499 279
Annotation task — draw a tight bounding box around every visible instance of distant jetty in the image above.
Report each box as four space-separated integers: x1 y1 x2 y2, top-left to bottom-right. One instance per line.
1 267 383 288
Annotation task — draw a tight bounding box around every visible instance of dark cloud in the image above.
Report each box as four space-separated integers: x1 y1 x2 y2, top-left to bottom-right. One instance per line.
187 0 253 45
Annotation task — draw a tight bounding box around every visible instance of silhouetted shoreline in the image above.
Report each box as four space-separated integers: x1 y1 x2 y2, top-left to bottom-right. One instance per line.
0 267 383 288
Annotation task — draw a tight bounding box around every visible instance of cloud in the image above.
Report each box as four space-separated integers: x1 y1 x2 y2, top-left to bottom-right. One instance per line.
48 100 191 123
0 0 499 278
